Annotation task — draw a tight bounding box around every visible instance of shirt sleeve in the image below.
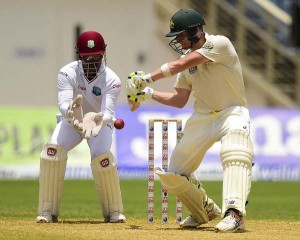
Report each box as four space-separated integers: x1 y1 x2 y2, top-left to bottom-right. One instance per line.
57 71 74 118
101 77 121 126
197 35 235 64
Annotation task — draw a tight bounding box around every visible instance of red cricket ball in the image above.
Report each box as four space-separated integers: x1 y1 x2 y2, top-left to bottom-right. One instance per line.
114 119 125 129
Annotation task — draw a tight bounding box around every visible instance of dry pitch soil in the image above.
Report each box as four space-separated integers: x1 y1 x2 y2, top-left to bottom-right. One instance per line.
1 218 299 240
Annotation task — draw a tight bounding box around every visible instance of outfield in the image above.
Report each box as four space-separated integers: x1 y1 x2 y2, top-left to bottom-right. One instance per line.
0 180 299 239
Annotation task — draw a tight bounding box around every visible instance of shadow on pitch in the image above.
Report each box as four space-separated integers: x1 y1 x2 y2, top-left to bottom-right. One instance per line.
59 220 105 224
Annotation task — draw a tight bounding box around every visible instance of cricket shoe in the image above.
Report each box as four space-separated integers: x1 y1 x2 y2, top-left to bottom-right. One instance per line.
214 209 245 233
36 213 58 223
179 201 221 228
179 215 200 228
105 212 126 223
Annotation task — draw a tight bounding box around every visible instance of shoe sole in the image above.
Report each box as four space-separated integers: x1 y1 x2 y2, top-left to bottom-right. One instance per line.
109 219 126 223
214 226 245 233
36 219 52 223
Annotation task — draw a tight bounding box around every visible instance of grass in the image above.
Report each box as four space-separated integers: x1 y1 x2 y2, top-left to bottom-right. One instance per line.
0 180 299 240
0 180 299 220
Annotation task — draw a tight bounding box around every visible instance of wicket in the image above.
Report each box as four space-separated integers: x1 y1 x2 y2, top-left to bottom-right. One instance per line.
148 118 183 224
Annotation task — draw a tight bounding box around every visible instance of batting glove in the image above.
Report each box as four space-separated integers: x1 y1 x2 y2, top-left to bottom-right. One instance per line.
127 87 153 102
126 71 153 95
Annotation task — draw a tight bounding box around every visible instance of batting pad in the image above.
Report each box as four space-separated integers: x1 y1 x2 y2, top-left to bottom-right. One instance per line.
91 151 123 218
38 143 67 217
155 168 209 224
220 130 254 216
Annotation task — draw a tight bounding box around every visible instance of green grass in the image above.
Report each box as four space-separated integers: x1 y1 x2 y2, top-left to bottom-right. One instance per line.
0 180 299 221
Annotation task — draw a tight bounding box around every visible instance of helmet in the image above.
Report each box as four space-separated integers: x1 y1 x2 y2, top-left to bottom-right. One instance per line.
166 9 206 37
76 31 106 56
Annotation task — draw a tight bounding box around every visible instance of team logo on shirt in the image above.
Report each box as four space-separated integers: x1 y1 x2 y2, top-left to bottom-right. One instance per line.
189 66 197 74
92 86 101 96
201 42 214 51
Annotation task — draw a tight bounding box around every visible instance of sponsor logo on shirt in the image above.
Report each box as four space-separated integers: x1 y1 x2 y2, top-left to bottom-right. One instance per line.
92 86 101 96
189 66 197 74
78 85 86 91
113 84 121 89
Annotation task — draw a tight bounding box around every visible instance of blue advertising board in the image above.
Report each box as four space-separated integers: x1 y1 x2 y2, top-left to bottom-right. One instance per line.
115 106 300 181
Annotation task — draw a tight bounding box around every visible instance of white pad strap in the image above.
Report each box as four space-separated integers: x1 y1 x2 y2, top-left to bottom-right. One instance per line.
91 151 123 218
155 168 209 224
221 130 254 216
38 143 67 217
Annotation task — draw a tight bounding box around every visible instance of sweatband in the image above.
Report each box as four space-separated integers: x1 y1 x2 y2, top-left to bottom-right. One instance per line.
160 63 172 77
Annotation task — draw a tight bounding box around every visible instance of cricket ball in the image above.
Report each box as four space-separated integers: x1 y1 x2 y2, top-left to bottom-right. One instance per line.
114 119 125 129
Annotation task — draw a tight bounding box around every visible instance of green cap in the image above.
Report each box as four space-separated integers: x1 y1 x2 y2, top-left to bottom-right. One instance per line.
166 9 206 37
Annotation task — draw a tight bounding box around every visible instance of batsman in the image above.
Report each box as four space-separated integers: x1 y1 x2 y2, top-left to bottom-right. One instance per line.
126 9 254 232
36 31 126 223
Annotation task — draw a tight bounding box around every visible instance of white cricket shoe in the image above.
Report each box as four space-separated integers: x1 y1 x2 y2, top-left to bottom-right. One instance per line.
179 201 221 228
105 212 126 223
179 215 200 228
36 213 57 223
214 209 245 232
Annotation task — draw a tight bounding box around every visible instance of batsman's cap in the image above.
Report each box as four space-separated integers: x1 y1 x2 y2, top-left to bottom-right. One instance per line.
76 31 106 56
166 9 206 37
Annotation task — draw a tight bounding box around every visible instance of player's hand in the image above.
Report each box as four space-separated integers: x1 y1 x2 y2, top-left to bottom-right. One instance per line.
77 112 104 139
127 98 140 112
127 87 153 111
67 94 83 126
126 71 153 95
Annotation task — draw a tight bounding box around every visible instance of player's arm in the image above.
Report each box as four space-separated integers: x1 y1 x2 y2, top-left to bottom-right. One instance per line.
150 51 210 82
57 71 74 118
126 51 210 97
152 87 191 108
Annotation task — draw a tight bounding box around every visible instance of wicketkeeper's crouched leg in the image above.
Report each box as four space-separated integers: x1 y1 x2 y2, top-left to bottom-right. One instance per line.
37 143 67 223
91 151 126 223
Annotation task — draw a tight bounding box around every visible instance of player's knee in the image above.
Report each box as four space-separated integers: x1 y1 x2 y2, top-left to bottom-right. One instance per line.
220 130 253 167
91 151 116 172
41 143 67 161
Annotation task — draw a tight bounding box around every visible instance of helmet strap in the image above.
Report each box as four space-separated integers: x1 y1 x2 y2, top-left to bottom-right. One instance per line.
187 27 203 46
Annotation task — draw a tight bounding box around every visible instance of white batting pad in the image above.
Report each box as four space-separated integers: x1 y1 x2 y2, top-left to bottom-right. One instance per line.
91 151 123 218
220 130 254 216
38 143 67 217
155 168 209 224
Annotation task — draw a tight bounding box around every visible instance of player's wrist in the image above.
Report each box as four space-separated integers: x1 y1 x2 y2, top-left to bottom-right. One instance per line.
143 87 154 99
142 73 153 85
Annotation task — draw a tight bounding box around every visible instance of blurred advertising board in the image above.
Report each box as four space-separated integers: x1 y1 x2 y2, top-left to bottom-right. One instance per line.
0 106 300 181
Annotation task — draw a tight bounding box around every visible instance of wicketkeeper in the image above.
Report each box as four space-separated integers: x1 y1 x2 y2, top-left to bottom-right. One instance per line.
126 9 254 232
36 31 126 223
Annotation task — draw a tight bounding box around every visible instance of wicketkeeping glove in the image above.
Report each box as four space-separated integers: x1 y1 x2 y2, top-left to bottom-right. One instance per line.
126 71 153 95
67 94 83 126
75 112 104 139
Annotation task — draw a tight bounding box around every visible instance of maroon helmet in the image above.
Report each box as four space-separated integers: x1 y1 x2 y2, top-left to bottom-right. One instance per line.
76 31 106 56
76 31 107 81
